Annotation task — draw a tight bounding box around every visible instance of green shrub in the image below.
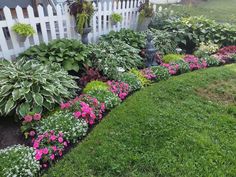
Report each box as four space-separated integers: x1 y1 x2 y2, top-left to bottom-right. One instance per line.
89 40 143 79
87 90 121 110
163 54 184 63
100 28 146 49
118 73 142 92
174 60 190 74
194 41 219 58
0 59 78 117
19 39 90 72
203 56 220 67
0 145 40 177
111 13 123 23
129 69 151 87
83 80 109 93
36 111 88 143
151 15 236 52
148 28 178 54
150 66 170 81
12 23 35 36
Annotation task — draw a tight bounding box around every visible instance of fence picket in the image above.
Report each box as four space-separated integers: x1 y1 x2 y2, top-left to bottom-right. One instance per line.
0 0 178 59
27 6 40 45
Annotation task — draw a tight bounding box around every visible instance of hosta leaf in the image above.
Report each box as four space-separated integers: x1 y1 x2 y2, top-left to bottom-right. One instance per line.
12 89 22 101
33 93 44 106
4 98 15 114
31 105 43 114
18 103 31 117
0 85 12 95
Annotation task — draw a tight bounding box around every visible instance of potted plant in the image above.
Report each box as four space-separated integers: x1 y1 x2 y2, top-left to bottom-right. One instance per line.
137 2 154 31
110 13 123 26
12 23 35 42
69 0 94 44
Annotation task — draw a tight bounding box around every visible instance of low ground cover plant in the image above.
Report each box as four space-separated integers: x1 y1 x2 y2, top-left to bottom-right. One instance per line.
163 53 184 63
0 145 40 177
35 111 88 143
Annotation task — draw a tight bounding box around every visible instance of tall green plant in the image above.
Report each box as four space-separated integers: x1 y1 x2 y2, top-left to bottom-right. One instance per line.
0 59 78 117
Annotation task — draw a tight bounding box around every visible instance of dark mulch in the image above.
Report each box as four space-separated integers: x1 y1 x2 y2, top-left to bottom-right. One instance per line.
0 118 25 149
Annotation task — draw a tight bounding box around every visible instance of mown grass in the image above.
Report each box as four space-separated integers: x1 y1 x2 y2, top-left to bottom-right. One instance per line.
161 0 236 24
44 64 236 177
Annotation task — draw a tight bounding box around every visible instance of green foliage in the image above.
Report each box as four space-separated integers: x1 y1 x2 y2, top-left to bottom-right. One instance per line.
151 15 236 52
100 28 146 49
0 59 78 117
148 28 178 54
19 39 90 72
111 13 123 23
0 145 40 177
36 111 88 143
89 40 143 79
43 64 236 177
163 54 184 63
87 90 121 110
203 56 220 67
174 60 190 74
129 69 151 87
138 3 154 23
117 73 142 92
12 23 35 36
150 66 170 81
75 2 94 34
194 41 219 58
83 81 109 93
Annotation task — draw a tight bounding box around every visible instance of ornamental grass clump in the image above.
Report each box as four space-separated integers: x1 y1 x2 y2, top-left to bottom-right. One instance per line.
36 111 88 143
0 145 40 177
107 80 130 100
33 131 68 168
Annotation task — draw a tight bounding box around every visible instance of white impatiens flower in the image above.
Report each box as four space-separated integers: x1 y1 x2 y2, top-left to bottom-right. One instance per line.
117 67 125 72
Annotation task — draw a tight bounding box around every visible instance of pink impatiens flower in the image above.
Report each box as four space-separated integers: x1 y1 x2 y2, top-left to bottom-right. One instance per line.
50 154 55 160
24 115 33 122
73 111 81 118
33 113 41 121
58 137 63 143
60 102 71 110
29 130 36 137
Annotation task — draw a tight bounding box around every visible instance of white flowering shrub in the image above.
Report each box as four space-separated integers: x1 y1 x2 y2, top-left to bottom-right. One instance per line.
35 111 88 143
0 145 40 177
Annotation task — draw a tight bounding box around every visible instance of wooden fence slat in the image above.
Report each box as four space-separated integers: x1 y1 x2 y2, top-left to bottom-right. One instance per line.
27 6 40 45
47 5 57 40
38 5 49 43
56 5 64 39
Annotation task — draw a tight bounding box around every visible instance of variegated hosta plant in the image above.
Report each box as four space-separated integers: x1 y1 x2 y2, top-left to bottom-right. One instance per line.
0 59 79 117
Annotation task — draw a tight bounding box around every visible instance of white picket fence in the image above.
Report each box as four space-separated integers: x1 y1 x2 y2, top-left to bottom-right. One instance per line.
0 0 164 59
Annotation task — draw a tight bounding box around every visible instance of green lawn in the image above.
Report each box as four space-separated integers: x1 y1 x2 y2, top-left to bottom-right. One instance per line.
162 0 236 24
43 64 236 177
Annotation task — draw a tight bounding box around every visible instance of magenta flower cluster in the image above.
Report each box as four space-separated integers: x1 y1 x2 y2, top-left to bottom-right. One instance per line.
214 45 236 63
184 55 207 70
107 80 129 100
60 95 105 125
141 68 157 80
33 130 68 168
161 63 179 75
23 113 41 123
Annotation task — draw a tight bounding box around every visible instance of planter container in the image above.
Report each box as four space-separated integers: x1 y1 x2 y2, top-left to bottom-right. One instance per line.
137 17 152 32
111 21 118 26
81 27 92 45
17 35 27 43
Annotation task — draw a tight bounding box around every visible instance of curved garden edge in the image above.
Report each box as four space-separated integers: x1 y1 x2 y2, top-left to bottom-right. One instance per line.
42 63 236 177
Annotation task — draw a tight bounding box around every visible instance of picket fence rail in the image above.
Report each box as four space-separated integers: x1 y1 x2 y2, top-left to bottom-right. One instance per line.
0 0 169 59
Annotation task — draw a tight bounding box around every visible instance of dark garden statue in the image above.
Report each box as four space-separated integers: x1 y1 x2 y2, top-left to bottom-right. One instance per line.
145 33 158 67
